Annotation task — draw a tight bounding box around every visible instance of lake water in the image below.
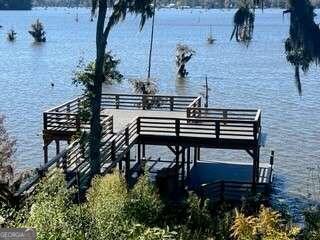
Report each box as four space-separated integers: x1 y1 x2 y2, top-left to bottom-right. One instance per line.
0 8 320 218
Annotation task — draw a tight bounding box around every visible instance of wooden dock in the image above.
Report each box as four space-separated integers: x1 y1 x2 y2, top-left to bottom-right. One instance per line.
15 93 273 203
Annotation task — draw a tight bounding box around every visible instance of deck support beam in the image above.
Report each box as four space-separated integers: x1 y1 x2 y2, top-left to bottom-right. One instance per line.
181 148 186 186
193 147 200 166
137 144 141 165
175 145 179 168
43 142 49 164
252 147 260 191
142 144 146 158
186 147 191 178
125 151 130 180
55 140 60 155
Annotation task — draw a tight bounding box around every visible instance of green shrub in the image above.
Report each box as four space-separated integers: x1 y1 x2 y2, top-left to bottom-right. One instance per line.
85 171 129 240
127 224 177 240
127 173 163 225
24 170 85 240
302 206 320 240
8 170 307 240
186 193 213 231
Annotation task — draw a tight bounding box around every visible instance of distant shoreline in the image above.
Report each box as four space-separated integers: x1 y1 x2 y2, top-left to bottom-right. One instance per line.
0 6 293 10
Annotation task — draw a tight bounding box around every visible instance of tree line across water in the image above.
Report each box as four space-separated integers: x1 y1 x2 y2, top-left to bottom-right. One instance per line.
0 0 32 10
2 0 320 9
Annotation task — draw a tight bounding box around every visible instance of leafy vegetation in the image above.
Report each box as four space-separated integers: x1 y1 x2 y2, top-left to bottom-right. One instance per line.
73 53 123 121
231 207 300 240
4 169 319 240
0 115 30 206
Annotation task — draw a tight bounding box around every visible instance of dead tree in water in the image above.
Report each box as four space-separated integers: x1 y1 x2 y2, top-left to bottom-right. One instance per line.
176 44 195 78
7 29 17 41
230 0 255 46
28 19 46 42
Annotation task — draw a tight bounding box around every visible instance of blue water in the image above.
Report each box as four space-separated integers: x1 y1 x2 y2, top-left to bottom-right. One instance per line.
0 8 320 218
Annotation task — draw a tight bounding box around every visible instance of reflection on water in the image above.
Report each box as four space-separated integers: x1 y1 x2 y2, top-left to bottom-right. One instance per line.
0 8 320 216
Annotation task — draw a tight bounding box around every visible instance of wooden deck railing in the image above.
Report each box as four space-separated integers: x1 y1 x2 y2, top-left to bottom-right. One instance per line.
101 93 198 111
198 180 269 202
16 115 116 199
186 107 259 121
46 97 83 113
137 116 260 140
44 112 82 132
43 94 200 134
44 111 110 133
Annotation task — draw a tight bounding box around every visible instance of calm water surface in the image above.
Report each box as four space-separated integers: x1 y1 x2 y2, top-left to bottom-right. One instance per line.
0 8 320 218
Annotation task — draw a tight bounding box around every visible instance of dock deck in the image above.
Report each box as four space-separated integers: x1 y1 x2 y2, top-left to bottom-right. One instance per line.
102 109 186 132
14 93 272 203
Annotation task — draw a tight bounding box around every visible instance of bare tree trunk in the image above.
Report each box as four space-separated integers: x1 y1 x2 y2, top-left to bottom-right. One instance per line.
89 0 107 178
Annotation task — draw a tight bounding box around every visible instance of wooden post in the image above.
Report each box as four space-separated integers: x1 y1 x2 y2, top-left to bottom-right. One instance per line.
187 147 191 178
181 147 185 186
43 112 48 130
43 144 48 164
111 141 116 162
137 144 141 165
252 147 260 191
62 153 68 174
193 147 197 166
270 150 275 166
142 144 146 158
254 122 258 141
119 156 123 171
170 96 174 111
67 104 70 120
187 108 191 118
142 95 146 110
125 127 129 146
137 118 141 134
175 119 180 137
222 110 227 119
215 121 220 139
55 140 60 155
125 150 130 180
175 145 179 170
115 95 120 109
76 114 81 132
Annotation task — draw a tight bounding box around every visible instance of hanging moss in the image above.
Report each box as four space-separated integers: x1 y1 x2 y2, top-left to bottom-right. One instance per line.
284 0 320 95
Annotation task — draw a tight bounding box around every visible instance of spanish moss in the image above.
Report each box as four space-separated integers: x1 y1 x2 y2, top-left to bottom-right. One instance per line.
284 0 320 95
